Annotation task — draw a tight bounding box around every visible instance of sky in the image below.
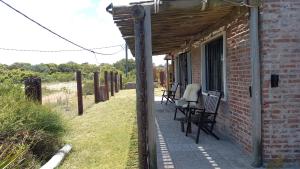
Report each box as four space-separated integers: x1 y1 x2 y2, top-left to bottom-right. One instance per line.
0 0 165 65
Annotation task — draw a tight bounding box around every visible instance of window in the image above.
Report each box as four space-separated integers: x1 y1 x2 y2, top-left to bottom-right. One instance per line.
202 36 225 96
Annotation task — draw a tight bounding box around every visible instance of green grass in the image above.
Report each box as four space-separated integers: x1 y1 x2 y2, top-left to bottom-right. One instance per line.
0 82 65 168
59 89 138 169
125 121 138 169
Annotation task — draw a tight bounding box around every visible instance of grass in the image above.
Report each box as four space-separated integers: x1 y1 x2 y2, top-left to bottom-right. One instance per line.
42 87 60 96
125 121 138 169
0 82 65 168
59 89 138 169
45 90 96 118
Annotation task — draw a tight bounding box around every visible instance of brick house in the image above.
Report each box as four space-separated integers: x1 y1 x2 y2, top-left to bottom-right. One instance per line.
109 0 300 167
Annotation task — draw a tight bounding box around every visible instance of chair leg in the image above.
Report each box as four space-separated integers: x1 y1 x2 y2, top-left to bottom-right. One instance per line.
180 121 185 132
196 115 204 144
186 109 192 134
210 132 220 140
209 124 219 140
174 108 178 120
185 122 189 136
165 97 169 105
196 124 201 144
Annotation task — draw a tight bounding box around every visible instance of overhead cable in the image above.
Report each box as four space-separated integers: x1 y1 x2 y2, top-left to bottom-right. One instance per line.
0 45 124 55
0 0 118 55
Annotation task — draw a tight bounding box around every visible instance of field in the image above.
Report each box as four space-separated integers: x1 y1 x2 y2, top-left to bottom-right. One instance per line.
58 89 138 169
42 81 95 117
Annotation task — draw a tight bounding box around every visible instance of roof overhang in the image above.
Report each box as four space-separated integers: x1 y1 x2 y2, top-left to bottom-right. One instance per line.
110 0 246 55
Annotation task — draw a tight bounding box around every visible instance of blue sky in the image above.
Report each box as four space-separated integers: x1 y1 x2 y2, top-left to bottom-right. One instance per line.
0 0 165 65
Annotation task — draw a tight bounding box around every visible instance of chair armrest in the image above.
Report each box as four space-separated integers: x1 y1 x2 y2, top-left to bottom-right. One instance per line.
186 100 197 103
192 107 204 111
161 89 166 91
185 100 198 107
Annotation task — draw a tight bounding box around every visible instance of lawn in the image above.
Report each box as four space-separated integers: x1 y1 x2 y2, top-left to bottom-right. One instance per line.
59 89 138 169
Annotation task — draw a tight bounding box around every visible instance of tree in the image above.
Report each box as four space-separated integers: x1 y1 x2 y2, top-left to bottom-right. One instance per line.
8 62 32 71
57 62 80 72
0 64 7 70
45 63 59 74
31 63 50 73
113 58 135 73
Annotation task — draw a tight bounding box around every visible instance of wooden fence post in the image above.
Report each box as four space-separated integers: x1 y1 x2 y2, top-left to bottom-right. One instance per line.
115 72 119 93
99 85 106 101
159 71 165 87
24 77 42 104
94 72 100 103
110 71 114 96
104 71 109 100
120 74 123 90
76 71 83 116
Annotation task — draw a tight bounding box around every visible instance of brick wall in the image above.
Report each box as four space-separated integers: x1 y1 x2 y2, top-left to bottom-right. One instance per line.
191 46 201 84
260 1 300 164
189 14 253 154
226 14 252 154
177 1 300 165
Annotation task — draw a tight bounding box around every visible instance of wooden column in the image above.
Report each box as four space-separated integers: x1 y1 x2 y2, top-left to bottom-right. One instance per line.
125 44 128 77
132 5 156 169
250 4 262 167
171 56 175 83
104 71 109 100
24 77 42 103
120 74 123 90
110 71 114 96
94 72 100 103
76 71 83 116
166 59 169 90
115 72 119 93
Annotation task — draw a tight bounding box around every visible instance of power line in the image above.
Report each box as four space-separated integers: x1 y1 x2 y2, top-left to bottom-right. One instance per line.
0 45 124 55
96 47 124 56
0 0 116 55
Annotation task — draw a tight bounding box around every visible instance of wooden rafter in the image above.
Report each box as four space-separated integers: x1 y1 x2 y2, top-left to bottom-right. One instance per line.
112 1 240 55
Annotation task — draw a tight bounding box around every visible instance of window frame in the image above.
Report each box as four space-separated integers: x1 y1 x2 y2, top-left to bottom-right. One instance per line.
201 32 227 101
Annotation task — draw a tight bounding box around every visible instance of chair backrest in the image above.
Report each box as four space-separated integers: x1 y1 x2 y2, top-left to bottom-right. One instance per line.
170 82 179 92
182 83 201 101
204 91 222 115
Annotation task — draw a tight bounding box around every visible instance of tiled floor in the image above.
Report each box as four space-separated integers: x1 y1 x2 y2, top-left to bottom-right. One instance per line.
155 97 256 169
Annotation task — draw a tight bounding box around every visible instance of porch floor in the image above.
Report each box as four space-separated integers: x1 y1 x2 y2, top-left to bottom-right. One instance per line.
155 97 256 169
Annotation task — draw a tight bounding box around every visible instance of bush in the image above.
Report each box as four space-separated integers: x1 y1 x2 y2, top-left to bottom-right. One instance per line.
83 80 94 95
42 72 75 83
0 82 66 167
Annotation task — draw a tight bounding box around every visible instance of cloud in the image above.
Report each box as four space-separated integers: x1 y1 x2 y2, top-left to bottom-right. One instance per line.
0 0 165 65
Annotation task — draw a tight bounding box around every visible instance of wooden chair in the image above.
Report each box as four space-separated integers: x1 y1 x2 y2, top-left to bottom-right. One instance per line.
161 82 179 105
183 91 222 143
173 84 202 120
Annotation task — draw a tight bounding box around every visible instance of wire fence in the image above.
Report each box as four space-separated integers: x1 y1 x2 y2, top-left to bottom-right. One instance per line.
39 71 121 118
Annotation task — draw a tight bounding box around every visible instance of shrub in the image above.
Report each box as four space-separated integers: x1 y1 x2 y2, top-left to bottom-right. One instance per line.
83 80 94 95
0 82 66 167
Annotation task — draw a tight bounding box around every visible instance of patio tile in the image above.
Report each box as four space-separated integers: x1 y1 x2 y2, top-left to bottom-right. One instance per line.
155 97 256 169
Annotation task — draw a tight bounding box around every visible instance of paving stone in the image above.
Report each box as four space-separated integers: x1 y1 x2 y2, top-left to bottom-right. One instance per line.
155 97 256 169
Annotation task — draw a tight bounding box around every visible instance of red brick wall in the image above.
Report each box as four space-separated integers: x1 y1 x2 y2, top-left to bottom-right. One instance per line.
191 46 201 84
189 14 253 154
226 14 252 154
260 1 300 164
